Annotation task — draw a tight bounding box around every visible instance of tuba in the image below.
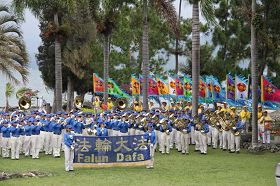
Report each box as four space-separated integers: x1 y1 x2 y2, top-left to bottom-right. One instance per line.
74 96 83 109
116 97 128 110
18 96 31 110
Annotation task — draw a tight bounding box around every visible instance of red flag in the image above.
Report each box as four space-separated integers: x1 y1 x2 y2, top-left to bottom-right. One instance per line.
93 73 104 93
261 76 280 102
199 79 207 98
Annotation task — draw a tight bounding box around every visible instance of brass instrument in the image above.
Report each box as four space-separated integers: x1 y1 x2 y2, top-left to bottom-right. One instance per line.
116 97 128 110
18 96 31 110
74 96 83 109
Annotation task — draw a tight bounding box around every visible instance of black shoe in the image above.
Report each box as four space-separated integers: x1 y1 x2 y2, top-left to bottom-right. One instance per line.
223 149 227 151
236 151 240 154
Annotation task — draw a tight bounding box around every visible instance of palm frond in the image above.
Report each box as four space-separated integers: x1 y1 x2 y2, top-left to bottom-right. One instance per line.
200 0 217 25
5 82 15 97
154 0 180 36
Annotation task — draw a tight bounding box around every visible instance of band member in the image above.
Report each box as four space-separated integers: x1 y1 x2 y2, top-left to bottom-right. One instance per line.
194 117 200 151
44 114 53 155
222 113 232 151
149 100 155 111
52 118 65 158
257 106 263 141
159 118 172 154
181 118 192 155
144 123 156 169
134 101 142 112
259 111 272 144
24 119 33 156
93 96 101 114
119 114 129 136
96 123 108 136
64 125 75 172
161 101 169 111
107 97 114 110
199 118 209 155
10 121 23 160
31 119 42 159
229 116 244 153
1 121 11 158
240 106 251 133
184 101 192 111
73 114 85 135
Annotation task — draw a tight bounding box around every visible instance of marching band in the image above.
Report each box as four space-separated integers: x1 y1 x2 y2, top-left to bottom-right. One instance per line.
0 100 272 164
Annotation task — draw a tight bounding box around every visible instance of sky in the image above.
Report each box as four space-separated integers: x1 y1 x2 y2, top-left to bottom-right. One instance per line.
0 0 194 107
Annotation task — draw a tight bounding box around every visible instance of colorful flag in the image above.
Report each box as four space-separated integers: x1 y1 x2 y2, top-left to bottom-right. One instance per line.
199 78 207 98
131 75 140 95
212 77 225 100
182 74 192 98
175 76 184 96
235 75 248 100
93 73 104 93
168 76 177 96
226 74 235 100
156 76 169 96
205 76 214 99
108 78 130 98
148 74 159 96
261 76 280 103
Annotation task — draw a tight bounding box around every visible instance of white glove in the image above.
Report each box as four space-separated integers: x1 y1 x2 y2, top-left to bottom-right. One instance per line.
150 144 154 148
232 127 236 130
70 145 74 150
149 133 151 136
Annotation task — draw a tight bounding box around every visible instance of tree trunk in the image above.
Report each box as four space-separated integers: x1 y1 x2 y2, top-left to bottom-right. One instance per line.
5 96 8 112
66 76 74 111
52 89 56 113
175 0 182 74
54 13 63 112
191 1 200 117
103 34 110 105
251 0 258 148
142 0 149 111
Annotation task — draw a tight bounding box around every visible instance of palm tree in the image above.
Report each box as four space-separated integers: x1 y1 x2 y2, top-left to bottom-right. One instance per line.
5 83 15 112
0 5 28 84
184 0 215 116
13 0 77 112
89 0 134 105
175 0 183 74
142 0 179 111
251 0 258 147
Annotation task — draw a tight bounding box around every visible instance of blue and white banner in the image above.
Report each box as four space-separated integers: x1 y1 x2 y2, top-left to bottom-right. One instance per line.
73 135 150 167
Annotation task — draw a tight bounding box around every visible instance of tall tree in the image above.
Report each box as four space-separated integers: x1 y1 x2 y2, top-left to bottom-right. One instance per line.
5 83 15 112
142 0 178 111
0 5 28 84
13 0 78 111
89 0 134 104
185 0 216 116
251 0 258 147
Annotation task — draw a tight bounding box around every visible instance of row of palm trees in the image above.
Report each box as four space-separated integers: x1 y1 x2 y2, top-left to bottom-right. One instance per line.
1 1 258 146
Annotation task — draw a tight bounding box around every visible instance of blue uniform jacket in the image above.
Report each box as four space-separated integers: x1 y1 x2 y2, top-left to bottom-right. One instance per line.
73 121 84 134
112 120 120 131
144 130 156 145
96 127 108 137
64 132 74 148
53 123 64 135
119 121 129 133
202 123 209 133
1 126 11 138
24 125 33 136
10 126 23 137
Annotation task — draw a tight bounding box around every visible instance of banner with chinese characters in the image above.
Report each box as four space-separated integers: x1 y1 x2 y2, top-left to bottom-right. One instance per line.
73 135 150 168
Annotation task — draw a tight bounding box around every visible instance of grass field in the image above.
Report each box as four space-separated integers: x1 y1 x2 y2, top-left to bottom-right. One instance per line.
0 146 279 186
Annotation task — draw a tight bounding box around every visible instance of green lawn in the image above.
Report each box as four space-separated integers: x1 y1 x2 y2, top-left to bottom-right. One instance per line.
0 146 279 186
